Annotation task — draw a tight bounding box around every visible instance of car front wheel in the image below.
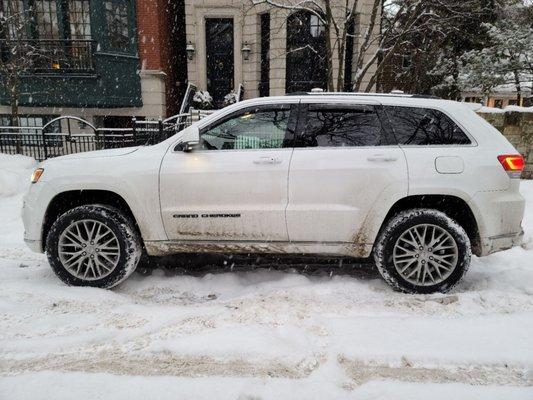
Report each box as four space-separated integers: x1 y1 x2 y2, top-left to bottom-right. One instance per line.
46 205 142 288
374 209 471 294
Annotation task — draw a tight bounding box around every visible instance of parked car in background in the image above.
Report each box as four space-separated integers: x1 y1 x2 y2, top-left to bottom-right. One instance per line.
22 93 526 293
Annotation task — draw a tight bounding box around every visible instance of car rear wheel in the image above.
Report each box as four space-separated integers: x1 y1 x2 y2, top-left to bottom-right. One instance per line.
374 209 471 294
46 205 142 288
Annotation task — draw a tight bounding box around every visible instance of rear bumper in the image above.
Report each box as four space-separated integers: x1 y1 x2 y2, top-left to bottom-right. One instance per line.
480 230 524 256
469 184 525 256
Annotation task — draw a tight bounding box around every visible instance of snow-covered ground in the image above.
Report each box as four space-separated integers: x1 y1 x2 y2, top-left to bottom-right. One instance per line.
1 154 532 399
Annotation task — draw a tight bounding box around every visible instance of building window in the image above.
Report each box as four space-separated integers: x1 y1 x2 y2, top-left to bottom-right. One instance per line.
286 10 327 93
494 99 503 109
2 1 91 41
0 0 26 38
68 0 91 39
0 114 60 133
94 115 136 129
34 0 60 39
309 14 325 38
105 0 130 51
402 53 412 70
259 13 270 97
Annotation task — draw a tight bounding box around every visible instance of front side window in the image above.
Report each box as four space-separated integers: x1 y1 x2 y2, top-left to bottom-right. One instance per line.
298 106 384 147
105 0 130 51
384 106 471 145
200 107 291 150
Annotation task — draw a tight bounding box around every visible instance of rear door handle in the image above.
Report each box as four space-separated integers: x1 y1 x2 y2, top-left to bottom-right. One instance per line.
253 156 281 165
367 155 398 162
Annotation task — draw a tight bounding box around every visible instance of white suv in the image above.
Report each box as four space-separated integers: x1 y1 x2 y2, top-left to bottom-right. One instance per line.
22 93 526 293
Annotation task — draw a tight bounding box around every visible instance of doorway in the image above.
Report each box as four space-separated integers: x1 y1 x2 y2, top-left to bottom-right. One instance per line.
205 18 234 108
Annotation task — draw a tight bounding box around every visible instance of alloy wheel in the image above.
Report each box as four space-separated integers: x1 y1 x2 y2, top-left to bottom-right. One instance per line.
58 219 121 281
392 223 458 286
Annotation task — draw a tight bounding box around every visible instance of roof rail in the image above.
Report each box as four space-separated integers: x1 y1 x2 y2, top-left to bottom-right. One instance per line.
285 91 440 99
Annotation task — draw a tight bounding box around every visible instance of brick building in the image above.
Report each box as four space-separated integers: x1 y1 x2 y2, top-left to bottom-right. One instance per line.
0 0 186 131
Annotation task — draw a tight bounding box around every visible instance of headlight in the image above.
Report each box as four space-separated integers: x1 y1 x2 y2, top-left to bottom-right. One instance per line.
31 168 44 184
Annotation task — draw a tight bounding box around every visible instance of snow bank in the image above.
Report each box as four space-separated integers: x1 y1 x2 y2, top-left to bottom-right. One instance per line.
477 105 533 113
477 106 506 113
0 154 37 197
504 105 533 113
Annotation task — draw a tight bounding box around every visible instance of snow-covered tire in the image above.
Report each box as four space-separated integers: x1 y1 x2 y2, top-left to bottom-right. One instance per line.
45 205 142 289
374 209 471 294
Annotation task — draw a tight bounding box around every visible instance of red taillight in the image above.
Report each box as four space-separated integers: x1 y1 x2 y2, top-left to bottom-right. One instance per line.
498 154 524 178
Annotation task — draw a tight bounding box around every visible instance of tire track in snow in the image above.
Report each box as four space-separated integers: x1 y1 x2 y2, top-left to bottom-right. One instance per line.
3 353 531 388
338 356 532 387
1 353 319 379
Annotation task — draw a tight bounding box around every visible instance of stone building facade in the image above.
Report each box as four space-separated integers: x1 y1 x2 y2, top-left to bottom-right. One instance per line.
184 0 380 106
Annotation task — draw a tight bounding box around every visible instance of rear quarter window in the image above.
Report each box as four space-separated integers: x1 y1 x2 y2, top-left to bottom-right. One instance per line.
384 106 471 145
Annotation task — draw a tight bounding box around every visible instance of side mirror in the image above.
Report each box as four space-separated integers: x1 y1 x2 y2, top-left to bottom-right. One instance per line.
175 125 200 152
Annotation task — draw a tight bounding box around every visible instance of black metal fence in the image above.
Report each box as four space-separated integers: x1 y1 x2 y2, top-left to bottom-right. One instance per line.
0 112 208 161
0 39 95 73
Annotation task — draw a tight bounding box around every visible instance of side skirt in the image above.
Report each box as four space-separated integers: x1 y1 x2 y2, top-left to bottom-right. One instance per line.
144 240 373 258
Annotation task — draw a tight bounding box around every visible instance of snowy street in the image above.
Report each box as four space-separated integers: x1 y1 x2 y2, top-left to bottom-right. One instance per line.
1 154 532 399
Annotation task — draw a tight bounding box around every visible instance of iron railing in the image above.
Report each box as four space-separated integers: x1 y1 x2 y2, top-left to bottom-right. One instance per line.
0 39 95 73
0 110 209 161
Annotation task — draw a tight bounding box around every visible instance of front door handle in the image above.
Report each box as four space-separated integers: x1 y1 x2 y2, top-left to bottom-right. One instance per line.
253 156 281 165
367 155 398 162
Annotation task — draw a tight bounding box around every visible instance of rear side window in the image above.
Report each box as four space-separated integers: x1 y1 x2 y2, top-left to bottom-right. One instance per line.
384 106 471 145
298 105 385 147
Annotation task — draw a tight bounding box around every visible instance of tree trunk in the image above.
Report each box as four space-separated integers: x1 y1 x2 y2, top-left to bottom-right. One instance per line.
513 69 522 105
10 80 20 128
324 2 334 91
482 87 489 107
336 20 348 92
336 38 346 91
9 77 22 154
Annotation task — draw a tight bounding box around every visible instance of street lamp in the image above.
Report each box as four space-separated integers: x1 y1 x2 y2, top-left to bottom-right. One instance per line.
241 41 251 60
186 41 195 60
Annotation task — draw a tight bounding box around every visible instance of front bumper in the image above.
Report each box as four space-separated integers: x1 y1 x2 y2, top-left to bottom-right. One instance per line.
24 239 43 253
22 180 54 254
480 230 524 256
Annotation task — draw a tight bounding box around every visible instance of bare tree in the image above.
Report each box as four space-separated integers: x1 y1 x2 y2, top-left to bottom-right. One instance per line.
0 1 47 126
250 0 370 91
249 0 436 92
251 0 499 94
